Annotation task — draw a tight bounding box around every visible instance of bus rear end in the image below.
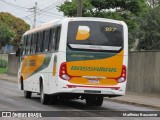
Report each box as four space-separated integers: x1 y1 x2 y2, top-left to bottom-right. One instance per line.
58 18 128 106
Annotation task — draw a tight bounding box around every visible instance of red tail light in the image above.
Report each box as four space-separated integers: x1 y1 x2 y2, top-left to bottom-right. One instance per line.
116 65 126 83
59 62 71 80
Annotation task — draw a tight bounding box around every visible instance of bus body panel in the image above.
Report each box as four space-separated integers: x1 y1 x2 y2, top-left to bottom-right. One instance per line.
66 50 124 82
18 17 128 98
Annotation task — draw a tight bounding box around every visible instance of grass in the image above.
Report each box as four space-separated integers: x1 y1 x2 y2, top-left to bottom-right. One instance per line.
0 67 7 73
0 59 8 74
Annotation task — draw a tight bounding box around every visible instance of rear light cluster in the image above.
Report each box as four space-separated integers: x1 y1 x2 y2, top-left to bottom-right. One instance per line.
116 65 126 83
59 62 71 80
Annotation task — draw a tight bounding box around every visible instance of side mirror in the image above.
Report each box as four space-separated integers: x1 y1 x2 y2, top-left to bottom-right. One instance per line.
16 48 20 57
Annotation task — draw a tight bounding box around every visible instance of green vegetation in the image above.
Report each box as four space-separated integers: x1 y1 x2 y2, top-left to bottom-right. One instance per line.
138 4 160 50
0 68 8 74
0 12 30 50
58 0 160 51
0 59 8 74
0 23 15 49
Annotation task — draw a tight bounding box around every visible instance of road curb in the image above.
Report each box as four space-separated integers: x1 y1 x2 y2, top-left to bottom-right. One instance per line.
106 98 160 110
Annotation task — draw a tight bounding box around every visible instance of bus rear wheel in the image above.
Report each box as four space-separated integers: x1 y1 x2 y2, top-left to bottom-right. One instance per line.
50 95 59 105
40 83 50 105
86 96 103 106
24 91 32 98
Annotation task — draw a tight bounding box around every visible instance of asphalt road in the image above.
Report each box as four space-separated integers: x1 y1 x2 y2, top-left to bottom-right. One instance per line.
0 79 159 120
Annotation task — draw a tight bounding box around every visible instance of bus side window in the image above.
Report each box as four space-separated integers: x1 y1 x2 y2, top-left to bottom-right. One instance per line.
43 29 50 52
34 33 37 54
30 34 33 54
25 35 28 55
39 31 44 53
20 36 24 56
36 32 40 53
27 35 31 55
22 36 26 56
31 33 36 54
55 26 61 51
42 30 46 52
49 28 55 52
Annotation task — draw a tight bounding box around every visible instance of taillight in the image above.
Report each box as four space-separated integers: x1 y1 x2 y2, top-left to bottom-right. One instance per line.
59 62 71 80
116 65 126 83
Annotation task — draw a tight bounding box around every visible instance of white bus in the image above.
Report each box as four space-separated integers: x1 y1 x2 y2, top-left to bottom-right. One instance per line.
17 17 128 106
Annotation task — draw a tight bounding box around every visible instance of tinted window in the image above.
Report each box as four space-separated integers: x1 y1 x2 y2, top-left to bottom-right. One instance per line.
30 34 34 54
26 35 31 54
67 21 123 52
28 35 31 54
22 36 26 55
22 25 61 55
33 33 37 53
55 26 61 51
48 28 55 52
43 29 50 52
24 36 27 54
39 31 44 52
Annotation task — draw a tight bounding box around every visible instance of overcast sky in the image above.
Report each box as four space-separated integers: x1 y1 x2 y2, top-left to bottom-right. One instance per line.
0 0 66 28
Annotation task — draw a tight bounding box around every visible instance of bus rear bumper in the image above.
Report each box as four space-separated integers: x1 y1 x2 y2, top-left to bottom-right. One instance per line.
58 85 125 97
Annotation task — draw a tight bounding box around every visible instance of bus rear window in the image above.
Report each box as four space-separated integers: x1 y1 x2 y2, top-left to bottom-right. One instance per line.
67 21 123 52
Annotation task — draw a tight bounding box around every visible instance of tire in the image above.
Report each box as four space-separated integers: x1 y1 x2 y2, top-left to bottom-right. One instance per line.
24 90 32 98
94 96 103 106
40 83 50 105
86 96 103 106
50 95 59 105
86 97 94 106
21 79 24 90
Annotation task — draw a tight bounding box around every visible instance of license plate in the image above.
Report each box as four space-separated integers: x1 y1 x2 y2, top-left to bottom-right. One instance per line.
88 79 99 83
84 90 101 93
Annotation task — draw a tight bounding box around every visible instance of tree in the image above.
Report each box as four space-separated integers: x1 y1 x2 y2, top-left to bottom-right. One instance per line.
0 23 15 49
147 0 160 8
58 0 148 17
58 0 148 50
0 12 30 50
137 5 160 50
58 0 93 17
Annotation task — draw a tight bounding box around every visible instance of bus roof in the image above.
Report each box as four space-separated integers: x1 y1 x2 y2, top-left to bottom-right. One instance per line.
24 19 61 35
23 17 125 36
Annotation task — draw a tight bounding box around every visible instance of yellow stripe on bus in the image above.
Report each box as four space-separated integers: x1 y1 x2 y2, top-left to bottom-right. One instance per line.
21 54 46 80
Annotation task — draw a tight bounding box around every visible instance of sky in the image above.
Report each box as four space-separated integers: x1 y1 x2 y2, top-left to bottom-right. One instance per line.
0 0 66 28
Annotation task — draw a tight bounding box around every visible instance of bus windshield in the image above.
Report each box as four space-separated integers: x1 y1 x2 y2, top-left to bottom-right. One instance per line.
67 21 123 52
